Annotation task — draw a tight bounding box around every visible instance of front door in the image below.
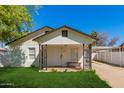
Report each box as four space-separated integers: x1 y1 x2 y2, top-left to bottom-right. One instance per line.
60 47 67 66
70 48 78 62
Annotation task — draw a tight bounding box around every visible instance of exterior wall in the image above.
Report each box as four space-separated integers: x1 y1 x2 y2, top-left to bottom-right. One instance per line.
20 40 39 67
8 27 53 67
36 27 95 45
47 45 84 68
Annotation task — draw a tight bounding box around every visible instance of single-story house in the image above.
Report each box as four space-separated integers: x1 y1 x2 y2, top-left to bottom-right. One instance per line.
120 43 124 48
6 25 96 69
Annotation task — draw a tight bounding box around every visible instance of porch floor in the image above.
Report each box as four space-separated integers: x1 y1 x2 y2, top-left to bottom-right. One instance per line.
39 67 81 72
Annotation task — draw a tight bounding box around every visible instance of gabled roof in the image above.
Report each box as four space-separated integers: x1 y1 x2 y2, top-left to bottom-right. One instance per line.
6 25 97 45
33 25 97 41
6 26 54 45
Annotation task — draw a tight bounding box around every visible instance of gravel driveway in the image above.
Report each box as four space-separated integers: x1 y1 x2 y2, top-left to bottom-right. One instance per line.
93 61 124 88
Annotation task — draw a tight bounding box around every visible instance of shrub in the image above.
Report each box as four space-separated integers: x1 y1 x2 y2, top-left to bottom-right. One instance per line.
1 47 26 67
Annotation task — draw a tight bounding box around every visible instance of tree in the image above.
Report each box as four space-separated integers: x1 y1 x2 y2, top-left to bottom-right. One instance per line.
91 31 119 46
97 32 108 46
91 31 98 46
0 5 37 44
108 37 119 46
91 31 98 39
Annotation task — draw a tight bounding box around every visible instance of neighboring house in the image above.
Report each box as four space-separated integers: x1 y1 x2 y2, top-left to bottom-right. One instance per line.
6 25 96 69
92 46 113 52
120 43 124 48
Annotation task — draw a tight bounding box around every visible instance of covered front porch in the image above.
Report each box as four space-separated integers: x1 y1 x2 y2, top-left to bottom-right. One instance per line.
38 44 92 70
33 25 95 70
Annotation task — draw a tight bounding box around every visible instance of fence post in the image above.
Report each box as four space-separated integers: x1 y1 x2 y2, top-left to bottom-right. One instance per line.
111 49 112 64
96 51 98 60
100 51 102 61
120 48 122 67
97 52 99 61
121 48 124 66
122 48 124 66
104 50 107 63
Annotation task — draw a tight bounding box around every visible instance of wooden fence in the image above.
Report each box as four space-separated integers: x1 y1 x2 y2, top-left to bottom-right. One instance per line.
93 48 124 67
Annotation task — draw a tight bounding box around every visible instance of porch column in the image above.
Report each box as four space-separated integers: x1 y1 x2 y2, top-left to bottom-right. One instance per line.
82 43 92 70
82 43 84 70
39 44 41 69
41 45 44 69
89 44 92 69
39 44 43 69
44 44 47 70
39 44 47 70
46 44 47 70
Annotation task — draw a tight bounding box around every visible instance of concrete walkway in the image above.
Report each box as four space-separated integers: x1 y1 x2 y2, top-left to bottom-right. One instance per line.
92 61 124 88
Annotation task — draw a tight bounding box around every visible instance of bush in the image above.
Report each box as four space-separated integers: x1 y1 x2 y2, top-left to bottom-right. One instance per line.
1 47 26 67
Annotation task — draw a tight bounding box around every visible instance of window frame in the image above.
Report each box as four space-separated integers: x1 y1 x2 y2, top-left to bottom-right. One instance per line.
28 48 36 59
45 31 49 34
62 30 68 37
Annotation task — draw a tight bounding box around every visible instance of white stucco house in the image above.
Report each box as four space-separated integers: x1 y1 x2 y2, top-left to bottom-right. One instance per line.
6 25 96 69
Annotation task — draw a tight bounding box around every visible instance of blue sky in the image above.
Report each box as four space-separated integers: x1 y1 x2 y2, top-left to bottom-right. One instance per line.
31 5 124 46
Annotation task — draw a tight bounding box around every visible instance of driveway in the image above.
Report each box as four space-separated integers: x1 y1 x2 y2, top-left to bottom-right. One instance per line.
92 61 124 88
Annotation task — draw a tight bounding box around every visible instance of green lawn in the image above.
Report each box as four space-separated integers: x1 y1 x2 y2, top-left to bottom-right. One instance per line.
0 68 111 88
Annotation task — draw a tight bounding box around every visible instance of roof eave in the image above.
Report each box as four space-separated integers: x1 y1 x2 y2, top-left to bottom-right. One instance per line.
6 26 54 45
33 25 98 41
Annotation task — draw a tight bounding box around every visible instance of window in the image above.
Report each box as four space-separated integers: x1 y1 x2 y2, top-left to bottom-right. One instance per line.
45 31 49 34
29 48 35 59
62 30 68 37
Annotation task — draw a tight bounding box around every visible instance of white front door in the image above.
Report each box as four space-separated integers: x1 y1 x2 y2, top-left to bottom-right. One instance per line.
47 46 61 66
60 47 67 66
70 48 78 62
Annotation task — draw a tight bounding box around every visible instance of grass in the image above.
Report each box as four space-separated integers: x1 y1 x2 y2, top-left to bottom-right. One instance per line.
0 67 111 88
